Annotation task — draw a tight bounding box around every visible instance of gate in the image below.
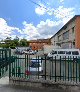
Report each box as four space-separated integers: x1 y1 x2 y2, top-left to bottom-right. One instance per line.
9 54 80 84
0 49 80 85
0 48 11 78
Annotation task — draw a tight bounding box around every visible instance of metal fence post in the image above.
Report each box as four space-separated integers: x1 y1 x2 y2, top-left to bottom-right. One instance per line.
73 56 75 81
65 56 66 81
9 49 11 78
44 55 46 80
25 54 27 78
50 59 51 80
60 56 61 80
55 56 56 82
52 57 53 79
68 56 69 81
79 62 80 82
0 66 1 77
38 56 39 79
76 57 77 83
18 67 21 77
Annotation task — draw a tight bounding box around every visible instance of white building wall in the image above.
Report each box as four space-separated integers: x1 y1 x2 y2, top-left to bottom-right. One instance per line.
51 19 76 49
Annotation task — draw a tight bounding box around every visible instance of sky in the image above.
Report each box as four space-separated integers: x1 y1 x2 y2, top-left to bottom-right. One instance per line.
0 0 80 41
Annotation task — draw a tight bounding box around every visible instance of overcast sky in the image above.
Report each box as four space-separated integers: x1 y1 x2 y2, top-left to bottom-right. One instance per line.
0 0 80 40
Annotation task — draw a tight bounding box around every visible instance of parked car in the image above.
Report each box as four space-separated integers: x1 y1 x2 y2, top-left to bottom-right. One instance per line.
23 50 36 55
25 58 43 75
47 49 80 60
14 49 24 55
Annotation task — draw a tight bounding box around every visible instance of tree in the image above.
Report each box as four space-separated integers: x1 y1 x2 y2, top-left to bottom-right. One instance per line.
19 39 29 47
13 36 19 46
4 37 12 48
3 37 16 49
0 37 29 48
9 42 16 49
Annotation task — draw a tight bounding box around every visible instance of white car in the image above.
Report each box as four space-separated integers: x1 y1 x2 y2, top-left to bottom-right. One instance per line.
23 50 36 55
25 58 43 75
47 49 80 60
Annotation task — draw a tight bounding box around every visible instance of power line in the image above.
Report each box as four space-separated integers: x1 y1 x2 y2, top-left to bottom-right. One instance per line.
25 0 49 11
25 0 56 16
40 0 46 4
25 0 66 18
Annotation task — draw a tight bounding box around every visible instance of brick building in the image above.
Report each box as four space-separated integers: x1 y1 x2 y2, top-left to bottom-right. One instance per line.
29 39 51 50
50 15 80 49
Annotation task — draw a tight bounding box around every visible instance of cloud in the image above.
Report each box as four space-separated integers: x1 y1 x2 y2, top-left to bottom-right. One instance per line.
37 19 61 34
54 6 75 24
37 19 62 39
35 3 47 15
35 5 75 29
59 0 64 2
0 18 22 40
0 15 74 41
0 0 76 41
54 6 74 18
9 19 61 40
36 4 75 25
22 21 40 39
35 3 75 24
34 1 75 32
0 18 59 40
21 19 62 40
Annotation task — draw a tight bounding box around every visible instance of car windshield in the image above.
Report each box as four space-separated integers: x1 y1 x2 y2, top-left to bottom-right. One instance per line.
30 62 41 68
51 51 57 54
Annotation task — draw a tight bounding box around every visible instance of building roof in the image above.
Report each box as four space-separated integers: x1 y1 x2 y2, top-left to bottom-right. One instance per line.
29 38 51 43
50 15 80 39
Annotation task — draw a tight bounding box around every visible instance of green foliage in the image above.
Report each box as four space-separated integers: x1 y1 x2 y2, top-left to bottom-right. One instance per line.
9 42 16 49
19 38 29 47
0 37 29 48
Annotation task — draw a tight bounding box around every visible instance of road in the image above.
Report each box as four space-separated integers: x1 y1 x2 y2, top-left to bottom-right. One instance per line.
0 85 70 92
0 76 69 92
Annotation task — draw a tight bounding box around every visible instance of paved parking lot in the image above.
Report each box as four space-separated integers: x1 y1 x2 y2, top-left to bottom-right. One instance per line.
0 84 72 92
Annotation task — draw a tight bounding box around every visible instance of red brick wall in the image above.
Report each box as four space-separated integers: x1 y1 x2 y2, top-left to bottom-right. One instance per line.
29 39 51 50
75 17 80 49
29 42 44 50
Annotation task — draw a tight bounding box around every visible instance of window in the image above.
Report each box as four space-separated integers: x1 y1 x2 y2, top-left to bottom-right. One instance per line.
66 51 71 55
58 51 65 54
73 42 75 45
51 51 57 54
34 47 35 48
63 31 69 40
30 62 41 68
58 35 62 41
54 41 55 45
62 43 69 48
72 51 79 55
72 27 75 33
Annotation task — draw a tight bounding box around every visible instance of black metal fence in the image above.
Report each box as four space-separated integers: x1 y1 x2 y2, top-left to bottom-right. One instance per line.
0 49 80 84
0 49 11 78
9 54 80 83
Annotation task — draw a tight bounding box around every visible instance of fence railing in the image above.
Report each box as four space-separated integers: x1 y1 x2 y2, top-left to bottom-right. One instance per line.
0 49 11 78
9 54 80 83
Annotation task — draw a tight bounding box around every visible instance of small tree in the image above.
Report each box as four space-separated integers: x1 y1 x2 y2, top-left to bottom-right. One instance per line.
19 39 29 47
13 36 19 47
9 42 16 49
